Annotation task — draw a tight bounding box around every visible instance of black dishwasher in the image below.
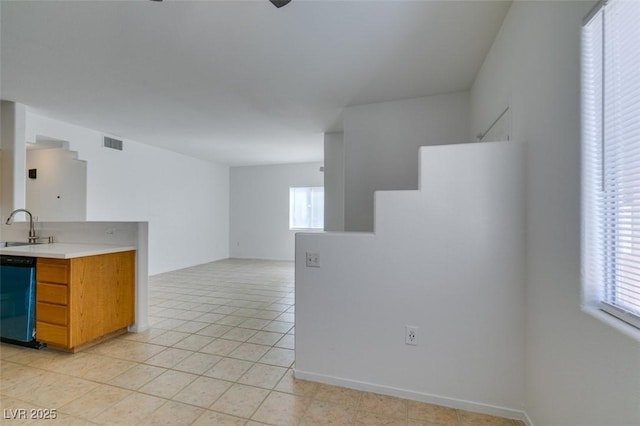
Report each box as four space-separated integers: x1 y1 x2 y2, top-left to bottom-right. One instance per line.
0 256 43 348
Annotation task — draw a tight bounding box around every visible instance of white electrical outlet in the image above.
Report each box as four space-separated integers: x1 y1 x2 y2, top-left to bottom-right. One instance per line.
305 252 320 267
405 325 418 346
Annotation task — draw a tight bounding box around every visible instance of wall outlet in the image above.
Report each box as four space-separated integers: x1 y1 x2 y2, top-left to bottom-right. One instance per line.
405 325 418 346
306 252 320 267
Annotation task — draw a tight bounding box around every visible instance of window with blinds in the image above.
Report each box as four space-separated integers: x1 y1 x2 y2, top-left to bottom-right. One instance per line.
582 0 640 330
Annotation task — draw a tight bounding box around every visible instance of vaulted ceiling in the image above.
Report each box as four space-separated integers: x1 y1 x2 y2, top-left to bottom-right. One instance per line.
1 0 510 166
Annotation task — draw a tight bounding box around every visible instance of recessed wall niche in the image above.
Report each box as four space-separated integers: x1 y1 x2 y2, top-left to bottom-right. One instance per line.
26 136 87 221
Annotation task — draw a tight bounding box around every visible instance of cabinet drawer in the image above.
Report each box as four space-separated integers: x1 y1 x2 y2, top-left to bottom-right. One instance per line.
36 321 68 346
37 259 69 284
37 283 68 305
37 302 68 325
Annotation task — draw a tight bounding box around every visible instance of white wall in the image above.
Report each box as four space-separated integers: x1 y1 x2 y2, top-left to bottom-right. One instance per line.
24 111 230 275
26 147 87 221
470 2 640 425
343 92 470 232
323 132 344 232
230 162 323 261
296 141 526 419
0 101 27 219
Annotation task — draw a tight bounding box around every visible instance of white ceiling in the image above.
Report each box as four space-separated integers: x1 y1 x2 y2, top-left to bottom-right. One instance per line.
0 0 510 166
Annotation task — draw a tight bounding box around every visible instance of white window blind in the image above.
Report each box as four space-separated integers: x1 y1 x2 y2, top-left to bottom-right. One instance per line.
582 0 640 329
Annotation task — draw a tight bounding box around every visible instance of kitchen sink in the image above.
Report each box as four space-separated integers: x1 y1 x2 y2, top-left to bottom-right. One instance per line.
0 242 33 247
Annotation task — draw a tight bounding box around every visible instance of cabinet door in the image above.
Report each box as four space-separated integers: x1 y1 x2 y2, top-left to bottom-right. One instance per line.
69 251 135 346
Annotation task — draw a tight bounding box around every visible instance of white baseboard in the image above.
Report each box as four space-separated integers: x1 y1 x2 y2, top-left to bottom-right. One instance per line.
128 322 149 333
294 369 530 424
229 256 294 262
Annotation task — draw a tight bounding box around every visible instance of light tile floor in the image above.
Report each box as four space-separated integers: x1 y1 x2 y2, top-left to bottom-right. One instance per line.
0 259 523 425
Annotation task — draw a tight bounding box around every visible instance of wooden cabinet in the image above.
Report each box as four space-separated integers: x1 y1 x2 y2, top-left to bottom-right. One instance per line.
36 251 135 351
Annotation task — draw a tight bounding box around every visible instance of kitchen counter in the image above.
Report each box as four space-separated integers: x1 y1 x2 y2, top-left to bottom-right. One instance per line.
0 243 136 259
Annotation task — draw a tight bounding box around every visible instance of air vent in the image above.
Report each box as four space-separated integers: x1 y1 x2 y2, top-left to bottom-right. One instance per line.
103 136 123 151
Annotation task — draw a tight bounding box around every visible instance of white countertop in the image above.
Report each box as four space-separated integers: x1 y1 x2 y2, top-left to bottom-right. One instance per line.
0 243 136 259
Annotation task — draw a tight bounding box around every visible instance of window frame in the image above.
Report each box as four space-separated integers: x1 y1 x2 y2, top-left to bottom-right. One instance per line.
289 186 325 231
581 0 640 340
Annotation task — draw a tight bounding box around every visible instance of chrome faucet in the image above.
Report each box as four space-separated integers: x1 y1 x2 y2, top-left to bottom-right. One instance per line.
5 209 38 243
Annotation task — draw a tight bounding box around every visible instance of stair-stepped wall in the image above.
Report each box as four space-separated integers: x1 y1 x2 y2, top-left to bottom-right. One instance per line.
295 140 526 419
26 145 87 221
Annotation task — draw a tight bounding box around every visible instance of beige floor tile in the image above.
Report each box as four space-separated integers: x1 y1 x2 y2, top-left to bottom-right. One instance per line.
408 401 459 425
221 327 258 342
0 343 27 360
262 321 294 334
210 383 270 418
200 339 242 356
0 361 49 390
259 347 295 368
251 391 310 426
300 399 356 425
17 350 74 372
52 412 97 425
48 353 136 383
239 318 272 330
4 370 98 407
139 370 198 398
274 369 319 397
216 315 246 326
196 312 227 323
275 334 295 349
211 306 239 315
228 342 271 362
459 410 513 426
192 410 247 426
276 312 295 322
59 384 131 419
7 346 66 367
121 328 168 343
172 334 214 351
148 330 191 347
173 352 223 375
172 376 231 408
139 400 205 426
171 321 209 334
144 347 193 368
360 392 407 419
315 384 363 407
172 310 206 321
354 410 406 426
204 357 254 381
0 343 29 360
196 324 233 337
107 364 167 390
247 331 284 346
238 363 287 389
89 339 165 362
180 302 215 312
265 303 292 313
153 318 187 330
93 392 167 426
0 395 48 424
250 310 282 320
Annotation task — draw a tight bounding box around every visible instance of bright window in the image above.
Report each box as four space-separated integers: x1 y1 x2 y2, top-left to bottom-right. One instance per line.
289 187 324 230
582 0 640 330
